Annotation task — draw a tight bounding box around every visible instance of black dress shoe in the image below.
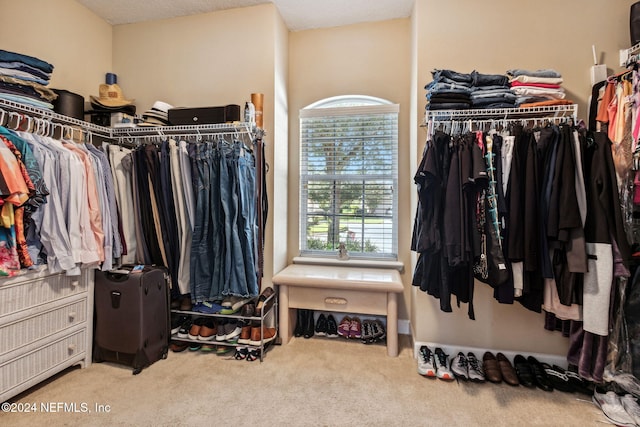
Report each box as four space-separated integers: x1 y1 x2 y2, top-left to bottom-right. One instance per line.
513 355 535 388
527 356 554 392
294 309 306 337
541 363 573 393
304 309 315 339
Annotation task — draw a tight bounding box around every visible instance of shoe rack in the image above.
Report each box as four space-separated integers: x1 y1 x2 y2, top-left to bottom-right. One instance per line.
170 293 278 362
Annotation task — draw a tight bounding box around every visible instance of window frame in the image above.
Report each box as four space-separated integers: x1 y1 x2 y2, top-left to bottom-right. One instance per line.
299 95 399 260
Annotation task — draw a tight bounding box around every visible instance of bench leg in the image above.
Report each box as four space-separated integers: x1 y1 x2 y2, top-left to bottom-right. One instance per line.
386 292 398 357
278 284 291 344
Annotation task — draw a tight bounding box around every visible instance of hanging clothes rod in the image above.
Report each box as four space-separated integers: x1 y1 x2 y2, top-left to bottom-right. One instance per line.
0 106 89 142
0 98 112 137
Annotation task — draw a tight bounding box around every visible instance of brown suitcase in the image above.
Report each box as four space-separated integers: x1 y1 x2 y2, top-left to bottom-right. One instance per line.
93 265 170 374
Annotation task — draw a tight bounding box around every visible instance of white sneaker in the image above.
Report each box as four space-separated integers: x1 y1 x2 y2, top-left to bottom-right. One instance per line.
466 352 485 382
592 387 636 427
450 352 468 380
621 394 640 426
417 345 436 377
434 348 454 381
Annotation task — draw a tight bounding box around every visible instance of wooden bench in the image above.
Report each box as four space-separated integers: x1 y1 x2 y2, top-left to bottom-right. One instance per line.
272 264 404 357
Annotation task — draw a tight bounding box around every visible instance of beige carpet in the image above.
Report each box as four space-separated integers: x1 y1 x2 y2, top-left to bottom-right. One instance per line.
2 336 607 426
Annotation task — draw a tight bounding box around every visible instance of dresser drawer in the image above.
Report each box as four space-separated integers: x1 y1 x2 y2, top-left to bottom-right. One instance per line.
288 286 387 315
0 298 87 357
0 270 89 316
0 328 86 397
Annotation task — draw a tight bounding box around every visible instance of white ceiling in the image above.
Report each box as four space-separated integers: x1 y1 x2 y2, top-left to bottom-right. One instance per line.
76 0 414 31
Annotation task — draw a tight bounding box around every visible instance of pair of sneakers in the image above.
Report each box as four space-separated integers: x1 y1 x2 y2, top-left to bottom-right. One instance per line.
215 319 242 342
337 316 362 339
450 352 485 382
314 313 339 338
360 319 386 344
417 346 454 381
593 386 640 427
233 346 261 362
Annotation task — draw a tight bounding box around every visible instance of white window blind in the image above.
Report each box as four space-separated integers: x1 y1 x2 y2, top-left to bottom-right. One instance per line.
299 102 399 259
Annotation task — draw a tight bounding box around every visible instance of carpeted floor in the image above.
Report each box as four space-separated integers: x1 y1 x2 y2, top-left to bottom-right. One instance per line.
1 336 606 426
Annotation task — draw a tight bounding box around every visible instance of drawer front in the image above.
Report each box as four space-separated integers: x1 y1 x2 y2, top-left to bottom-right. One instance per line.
0 270 89 316
0 329 86 395
288 287 387 315
0 299 87 357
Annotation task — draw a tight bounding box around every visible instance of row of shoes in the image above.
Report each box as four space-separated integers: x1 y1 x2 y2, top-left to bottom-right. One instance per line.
172 287 275 316
417 346 594 394
169 340 264 361
593 384 640 427
172 315 276 347
338 316 386 344
294 310 386 344
294 310 338 338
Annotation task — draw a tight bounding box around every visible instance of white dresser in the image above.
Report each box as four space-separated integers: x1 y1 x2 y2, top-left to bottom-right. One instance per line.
0 268 94 403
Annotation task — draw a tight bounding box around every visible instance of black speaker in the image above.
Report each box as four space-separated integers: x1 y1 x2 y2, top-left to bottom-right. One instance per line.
632 1 640 46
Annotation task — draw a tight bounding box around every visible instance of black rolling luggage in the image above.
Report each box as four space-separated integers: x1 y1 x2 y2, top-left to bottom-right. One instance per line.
93 265 170 374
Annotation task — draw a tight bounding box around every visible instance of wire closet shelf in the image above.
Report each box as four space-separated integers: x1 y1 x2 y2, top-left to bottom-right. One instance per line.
425 104 578 122
620 41 640 67
0 98 261 142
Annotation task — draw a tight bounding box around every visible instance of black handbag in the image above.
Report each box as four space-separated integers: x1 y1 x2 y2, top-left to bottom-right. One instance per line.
631 1 640 45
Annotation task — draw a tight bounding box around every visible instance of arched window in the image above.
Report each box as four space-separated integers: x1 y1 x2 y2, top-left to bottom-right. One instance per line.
299 95 399 259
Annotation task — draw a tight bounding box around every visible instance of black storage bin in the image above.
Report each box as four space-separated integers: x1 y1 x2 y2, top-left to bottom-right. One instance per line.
168 104 241 125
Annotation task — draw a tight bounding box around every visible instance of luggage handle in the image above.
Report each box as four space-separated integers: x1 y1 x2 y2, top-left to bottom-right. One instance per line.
105 269 131 282
111 291 121 309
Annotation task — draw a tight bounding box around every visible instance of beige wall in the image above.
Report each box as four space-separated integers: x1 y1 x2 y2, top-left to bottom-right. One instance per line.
0 0 112 104
112 4 275 114
412 0 636 355
272 10 290 278
112 3 286 286
287 19 413 320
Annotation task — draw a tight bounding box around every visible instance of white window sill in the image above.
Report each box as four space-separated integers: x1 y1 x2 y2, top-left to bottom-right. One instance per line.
292 256 404 272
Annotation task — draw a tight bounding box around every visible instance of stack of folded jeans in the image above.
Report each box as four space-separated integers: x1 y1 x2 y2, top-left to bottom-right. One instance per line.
507 69 571 108
469 70 516 109
426 69 516 111
0 49 56 110
425 69 473 110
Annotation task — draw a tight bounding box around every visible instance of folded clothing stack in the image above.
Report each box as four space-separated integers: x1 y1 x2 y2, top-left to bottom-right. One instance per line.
0 49 56 109
468 71 515 109
425 69 472 110
425 69 515 110
507 69 573 108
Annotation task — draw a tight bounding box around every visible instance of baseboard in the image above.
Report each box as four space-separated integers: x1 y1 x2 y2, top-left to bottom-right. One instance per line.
413 341 568 368
398 319 411 336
